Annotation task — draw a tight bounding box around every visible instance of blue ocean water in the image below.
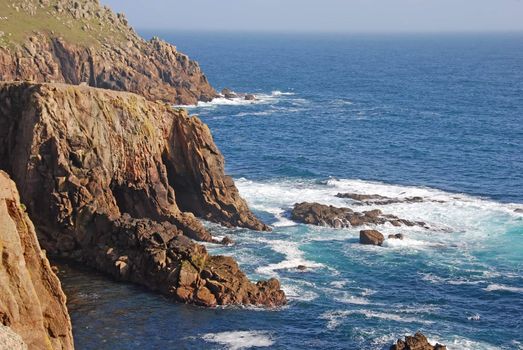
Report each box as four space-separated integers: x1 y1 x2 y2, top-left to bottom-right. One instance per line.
61 33 523 349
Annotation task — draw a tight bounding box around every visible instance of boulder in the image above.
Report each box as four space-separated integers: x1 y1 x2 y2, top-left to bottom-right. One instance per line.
390 332 447 350
388 233 405 240
360 230 385 246
244 94 256 101
221 88 238 99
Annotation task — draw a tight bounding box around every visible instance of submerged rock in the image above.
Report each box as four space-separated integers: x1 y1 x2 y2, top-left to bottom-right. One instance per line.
390 332 447 350
336 192 428 205
388 233 405 240
0 171 74 349
244 94 256 101
291 202 425 228
360 230 385 246
515 208 523 213
0 82 282 307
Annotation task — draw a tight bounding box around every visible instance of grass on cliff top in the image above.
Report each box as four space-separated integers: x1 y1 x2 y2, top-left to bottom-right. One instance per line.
0 0 128 49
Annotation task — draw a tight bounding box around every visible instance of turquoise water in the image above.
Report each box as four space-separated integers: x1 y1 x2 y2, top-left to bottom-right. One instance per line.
62 33 523 349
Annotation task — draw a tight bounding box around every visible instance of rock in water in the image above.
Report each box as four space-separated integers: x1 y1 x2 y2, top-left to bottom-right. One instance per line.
390 332 447 350
221 88 238 99
388 233 405 240
360 230 385 246
0 0 216 105
291 202 424 228
0 82 283 307
0 171 74 349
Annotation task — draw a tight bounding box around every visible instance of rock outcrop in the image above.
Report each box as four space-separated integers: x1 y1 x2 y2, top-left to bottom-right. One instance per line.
0 82 283 307
0 0 216 105
390 332 447 350
291 202 427 229
360 230 385 246
0 171 74 349
336 193 426 205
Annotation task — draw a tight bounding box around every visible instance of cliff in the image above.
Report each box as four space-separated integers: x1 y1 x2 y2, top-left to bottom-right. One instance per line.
0 0 217 104
0 170 74 349
0 82 283 307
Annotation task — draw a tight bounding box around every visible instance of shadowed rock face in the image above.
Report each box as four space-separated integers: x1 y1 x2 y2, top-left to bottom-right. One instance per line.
291 202 427 229
0 0 216 105
0 82 283 307
0 171 74 350
390 332 447 350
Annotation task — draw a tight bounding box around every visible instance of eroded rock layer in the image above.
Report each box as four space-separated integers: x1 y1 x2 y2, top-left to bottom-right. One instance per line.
0 82 283 307
0 171 74 350
0 0 216 105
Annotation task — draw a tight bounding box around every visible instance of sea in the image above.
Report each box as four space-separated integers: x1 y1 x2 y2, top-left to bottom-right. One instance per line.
60 32 523 349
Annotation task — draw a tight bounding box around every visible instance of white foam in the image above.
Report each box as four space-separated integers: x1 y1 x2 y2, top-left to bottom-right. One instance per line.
201 331 274 350
255 240 324 276
319 310 352 330
467 314 481 321
354 310 434 324
484 284 523 293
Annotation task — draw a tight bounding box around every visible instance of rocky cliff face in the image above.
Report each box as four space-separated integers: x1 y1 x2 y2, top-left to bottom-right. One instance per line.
0 82 284 307
0 170 74 350
0 0 216 105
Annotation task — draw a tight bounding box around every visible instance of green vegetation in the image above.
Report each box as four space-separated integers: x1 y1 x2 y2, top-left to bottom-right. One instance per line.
0 0 130 49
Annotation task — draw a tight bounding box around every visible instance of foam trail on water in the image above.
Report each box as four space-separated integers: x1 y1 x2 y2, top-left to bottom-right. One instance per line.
201 331 274 350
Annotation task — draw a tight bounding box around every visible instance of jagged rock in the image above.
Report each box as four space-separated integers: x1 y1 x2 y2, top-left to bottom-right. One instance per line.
336 192 426 205
0 0 217 105
388 233 405 240
291 202 424 228
0 82 282 307
390 332 447 350
0 171 74 349
221 236 235 245
360 230 384 246
221 88 238 99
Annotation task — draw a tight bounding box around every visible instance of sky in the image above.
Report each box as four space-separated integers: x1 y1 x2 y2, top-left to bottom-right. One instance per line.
101 0 523 33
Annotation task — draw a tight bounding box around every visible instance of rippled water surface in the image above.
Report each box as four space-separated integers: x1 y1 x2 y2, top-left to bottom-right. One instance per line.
61 33 523 349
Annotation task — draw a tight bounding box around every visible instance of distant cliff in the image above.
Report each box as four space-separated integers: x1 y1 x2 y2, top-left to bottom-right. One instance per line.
0 170 74 350
0 82 284 307
0 0 217 104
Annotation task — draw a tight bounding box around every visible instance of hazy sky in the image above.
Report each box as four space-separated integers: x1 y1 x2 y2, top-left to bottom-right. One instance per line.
101 0 523 33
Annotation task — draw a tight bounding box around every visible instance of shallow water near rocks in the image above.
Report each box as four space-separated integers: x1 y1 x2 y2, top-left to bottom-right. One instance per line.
61 32 523 349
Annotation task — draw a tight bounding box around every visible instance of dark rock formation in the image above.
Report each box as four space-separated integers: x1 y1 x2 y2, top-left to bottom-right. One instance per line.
360 230 385 246
388 233 405 240
0 0 216 105
0 171 74 349
336 193 426 205
291 202 426 228
0 82 283 307
244 94 256 101
515 208 523 214
221 88 238 99
390 332 447 350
